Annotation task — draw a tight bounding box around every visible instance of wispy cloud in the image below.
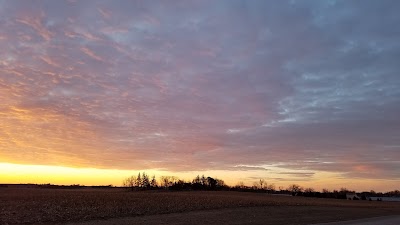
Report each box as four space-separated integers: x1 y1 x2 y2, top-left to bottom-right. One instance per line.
0 0 399 184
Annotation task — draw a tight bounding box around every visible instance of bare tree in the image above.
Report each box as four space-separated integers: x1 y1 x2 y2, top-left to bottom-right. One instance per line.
252 181 260 190
287 184 303 195
259 179 265 190
136 172 142 188
122 175 136 191
206 177 217 189
150 175 157 188
266 183 275 192
340 187 354 194
193 175 201 185
304 187 314 193
200 175 207 186
160 176 169 189
215 178 225 187
142 172 150 189
160 176 178 189
236 181 245 189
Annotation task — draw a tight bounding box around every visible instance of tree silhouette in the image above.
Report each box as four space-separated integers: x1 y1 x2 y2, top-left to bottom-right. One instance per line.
142 172 150 189
266 183 275 192
201 175 207 186
192 175 202 190
236 181 245 189
160 176 177 189
259 179 265 190
287 184 303 195
122 175 136 191
122 172 400 202
136 172 142 188
150 175 157 188
207 177 217 190
304 187 314 193
216 179 225 188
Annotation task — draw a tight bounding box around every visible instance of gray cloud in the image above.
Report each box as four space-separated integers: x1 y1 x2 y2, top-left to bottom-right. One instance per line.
0 0 399 181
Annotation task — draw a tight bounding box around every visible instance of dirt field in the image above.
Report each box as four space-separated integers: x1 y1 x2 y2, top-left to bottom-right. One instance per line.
1 188 399 225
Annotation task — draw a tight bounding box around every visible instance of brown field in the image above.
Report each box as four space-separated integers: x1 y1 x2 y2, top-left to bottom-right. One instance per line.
1 188 399 225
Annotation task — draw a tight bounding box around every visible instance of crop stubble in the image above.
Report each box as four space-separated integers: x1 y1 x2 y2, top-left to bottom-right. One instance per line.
1 188 399 224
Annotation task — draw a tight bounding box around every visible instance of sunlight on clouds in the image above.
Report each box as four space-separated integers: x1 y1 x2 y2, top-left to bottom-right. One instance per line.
0 162 398 191
16 16 53 42
81 47 105 62
0 0 399 192
0 105 102 168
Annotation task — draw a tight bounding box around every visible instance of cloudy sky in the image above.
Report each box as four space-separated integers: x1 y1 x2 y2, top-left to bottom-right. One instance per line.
1 0 399 190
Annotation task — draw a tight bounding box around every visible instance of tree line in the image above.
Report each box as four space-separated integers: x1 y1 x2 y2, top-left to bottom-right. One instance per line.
123 173 228 191
122 173 400 200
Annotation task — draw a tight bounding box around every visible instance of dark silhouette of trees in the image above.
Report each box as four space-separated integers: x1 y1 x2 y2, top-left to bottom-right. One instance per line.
122 172 399 202
259 179 265 190
287 184 303 196
188 175 227 191
266 183 275 193
321 188 330 198
136 173 142 188
201 175 207 186
303 187 315 197
142 172 150 189
122 175 136 191
386 189 400 196
215 178 225 188
160 176 178 189
206 177 217 189
192 175 202 190
123 172 157 190
150 175 157 188
235 181 246 189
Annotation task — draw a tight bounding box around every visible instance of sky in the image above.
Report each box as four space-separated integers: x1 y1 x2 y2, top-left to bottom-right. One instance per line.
0 0 399 192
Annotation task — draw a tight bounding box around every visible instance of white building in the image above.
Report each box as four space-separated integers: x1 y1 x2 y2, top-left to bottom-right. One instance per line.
368 197 400 202
346 193 360 200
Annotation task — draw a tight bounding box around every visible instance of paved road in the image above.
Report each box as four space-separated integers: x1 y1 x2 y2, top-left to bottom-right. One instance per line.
314 215 400 225
65 206 400 225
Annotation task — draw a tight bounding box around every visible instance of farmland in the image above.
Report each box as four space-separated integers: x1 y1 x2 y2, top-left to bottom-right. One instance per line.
1 188 399 225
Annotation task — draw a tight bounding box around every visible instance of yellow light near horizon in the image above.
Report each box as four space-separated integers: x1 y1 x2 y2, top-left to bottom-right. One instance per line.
0 162 141 186
1 162 398 192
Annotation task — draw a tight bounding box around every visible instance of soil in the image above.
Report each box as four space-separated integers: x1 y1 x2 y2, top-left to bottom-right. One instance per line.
66 206 400 225
1 188 399 225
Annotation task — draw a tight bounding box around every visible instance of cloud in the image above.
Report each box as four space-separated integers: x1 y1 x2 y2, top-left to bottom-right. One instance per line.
97 7 112 20
277 172 315 178
0 0 399 184
15 14 53 41
80 47 105 62
229 165 269 171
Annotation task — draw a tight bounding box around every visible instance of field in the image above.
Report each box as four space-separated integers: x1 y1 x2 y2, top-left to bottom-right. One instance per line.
1 188 399 225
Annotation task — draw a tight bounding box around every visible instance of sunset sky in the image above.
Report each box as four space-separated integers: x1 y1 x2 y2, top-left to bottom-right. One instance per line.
1 0 399 192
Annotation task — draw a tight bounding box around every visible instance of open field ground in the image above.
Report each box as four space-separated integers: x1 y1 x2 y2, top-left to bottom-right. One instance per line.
1 188 399 225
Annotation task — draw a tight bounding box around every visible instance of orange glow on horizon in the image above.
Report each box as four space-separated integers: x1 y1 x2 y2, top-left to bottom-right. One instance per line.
0 162 135 186
0 162 398 192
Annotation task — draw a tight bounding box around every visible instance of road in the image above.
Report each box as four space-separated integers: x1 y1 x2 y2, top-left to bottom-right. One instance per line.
315 215 400 225
65 206 400 225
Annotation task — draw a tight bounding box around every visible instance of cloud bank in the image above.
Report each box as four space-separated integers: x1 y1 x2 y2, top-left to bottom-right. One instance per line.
0 0 399 180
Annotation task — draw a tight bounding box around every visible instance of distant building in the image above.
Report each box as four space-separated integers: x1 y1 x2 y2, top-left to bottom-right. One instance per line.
346 193 360 200
368 197 400 202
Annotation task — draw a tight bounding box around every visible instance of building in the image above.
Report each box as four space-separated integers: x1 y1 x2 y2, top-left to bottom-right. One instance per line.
368 197 400 202
346 193 360 200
